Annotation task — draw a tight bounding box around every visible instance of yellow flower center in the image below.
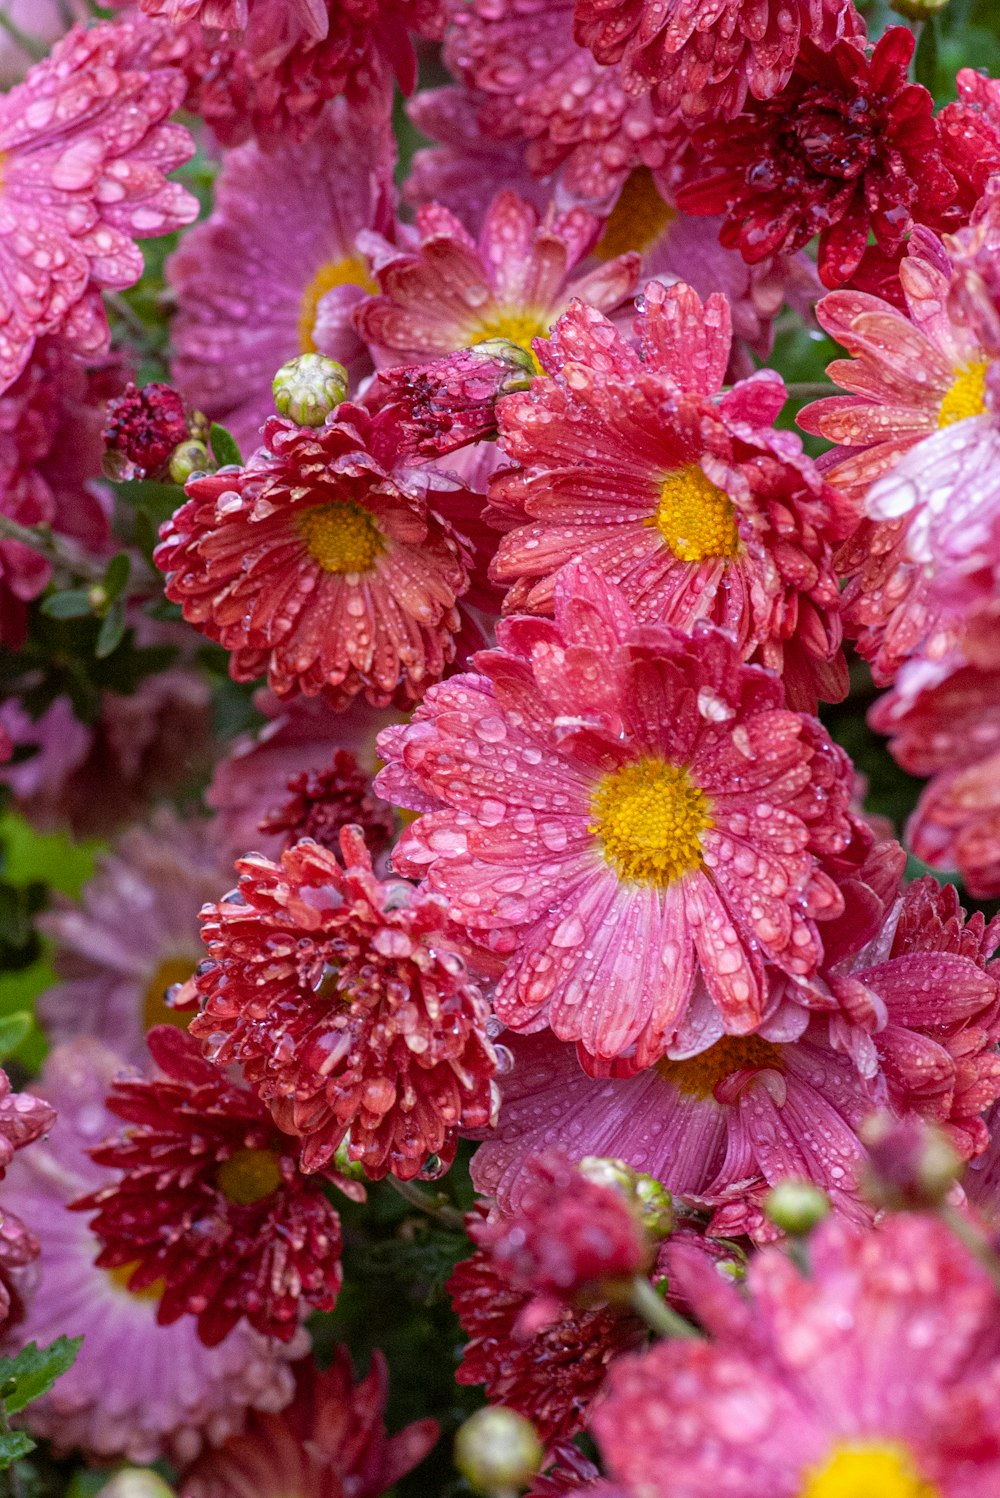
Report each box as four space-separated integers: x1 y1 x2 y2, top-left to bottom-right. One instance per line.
595 167 676 259
215 1147 283 1206
297 501 385 575
937 360 989 427
472 310 550 373
106 1262 166 1302
652 466 741 564
143 956 195 1033
800 1442 939 1498
589 758 711 887
657 1035 784 1098
298 255 377 354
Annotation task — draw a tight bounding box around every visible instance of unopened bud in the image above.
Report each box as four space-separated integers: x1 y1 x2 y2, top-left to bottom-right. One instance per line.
470 337 537 390
333 1137 368 1182
169 439 212 486
891 0 948 16
95 1470 176 1498
578 1156 674 1240
273 354 349 426
454 1407 543 1495
860 1113 962 1211
764 1180 831 1236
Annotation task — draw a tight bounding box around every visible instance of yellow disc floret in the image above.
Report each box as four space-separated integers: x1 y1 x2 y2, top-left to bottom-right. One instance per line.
298 255 377 354
937 360 989 428
215 1147 283 1206
472 309 550 373
143 956 195 1033
800 1442 940 1498
590 757 711 887
656 1035 784 1098
107 1261 167 1302
594 168 676 260
298 501 385 575
653 466 741 564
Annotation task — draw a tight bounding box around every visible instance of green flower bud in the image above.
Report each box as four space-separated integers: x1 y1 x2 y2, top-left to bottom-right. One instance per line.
470 337 537 390
273 354 349 426
890 0 948 16
168 439 212 486
764 1180 831 1236
96 1471 176 1498
578 1155 674 1240
454 1407 543 1494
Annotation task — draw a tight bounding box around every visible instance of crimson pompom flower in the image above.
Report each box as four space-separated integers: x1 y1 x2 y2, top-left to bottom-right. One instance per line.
0 18 197 391
592 1215 1000 1497
73 1025 347 1347
489 281 853 712
189 827 498 1178
103 382 191 481
377 564 855 1069
258 748 397 862
179 1350 439 1498
677 29 957 291
154 406 474 711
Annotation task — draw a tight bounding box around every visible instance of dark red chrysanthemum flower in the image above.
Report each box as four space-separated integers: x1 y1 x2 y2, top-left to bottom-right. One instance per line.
677 29 957 290
938 70 1000 213
259 748 397 862
103 382 190 480
190 827 497 1178
73 1025 346 1347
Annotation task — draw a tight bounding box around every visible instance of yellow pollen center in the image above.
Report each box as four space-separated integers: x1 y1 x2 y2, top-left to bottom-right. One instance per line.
590 758 711 887
472 310 549 374
107 1261 166 1302
215 1147 283 1206
800 1442 939 1498
298 502 384 575
143 956 195 1033
657 1035 785 1099
298 255 377 354
937 360 989 427
653 466 741 564
595 167 677 259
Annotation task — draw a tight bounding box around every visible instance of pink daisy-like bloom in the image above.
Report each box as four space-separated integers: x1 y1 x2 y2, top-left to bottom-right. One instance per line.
354 190 639 372
376 564 855 1069
167 101 394 456
189 827 497 1178
0 1039 305 1465
591 1213 1000 1497
573 0 863 123
488 281 852 712
178 1352 438 1498
0 17 197 392
37 810 228 1066
154 405 474 711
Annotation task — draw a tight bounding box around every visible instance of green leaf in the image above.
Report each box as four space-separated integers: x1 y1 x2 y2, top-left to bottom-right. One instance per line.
133 507 158 564
210 423 243 468
0 1013 33 1061
102 552 131 602
0 1429 35 1466
40 590 92 620
95 601 127 660
914 15 939 93
0 1338 82 1416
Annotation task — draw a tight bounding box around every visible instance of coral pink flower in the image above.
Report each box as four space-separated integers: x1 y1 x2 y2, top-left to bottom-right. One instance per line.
377 565 855 1068
938 70 1000 211
355 191 639 371
154 407 475 711
592 1214 1000 1497
573 0 862 122
179 1352 439 1498
488 282 852 712
168 102 394 455
0 18 197 392
190 828 497 1178
677 30 956 291
75 1026 348 1347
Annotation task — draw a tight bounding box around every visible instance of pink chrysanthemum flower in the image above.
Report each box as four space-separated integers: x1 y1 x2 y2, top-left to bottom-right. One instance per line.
0 18 197 392
37 811 228 1066
0 1071 55 1335
179 1352 439 1498
154 406 475 711
189 828 497 1178
938 69 1000 211
488 282 852 712
573 0 862 122
75 1025 347 1347
354 191 639 372
376 565 855 1068
168 102 394 455
1 1039 304 1464
592 1214 1000 1497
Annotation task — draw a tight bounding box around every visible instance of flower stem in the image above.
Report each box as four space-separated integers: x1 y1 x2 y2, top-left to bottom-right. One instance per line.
0 9 47 59
938 1201 1000 1295
628 1276 701 1339
783 382 834 400
0 516 107 584
387 1175 467 1231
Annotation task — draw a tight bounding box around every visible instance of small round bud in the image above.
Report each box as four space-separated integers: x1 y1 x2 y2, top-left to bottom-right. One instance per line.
454 1407 543 1495
169 439 212 486
578 1155 674 1240
764 1180 831 1236
87 584 109 613
273 354 349 426
470 337 537 389
860 1113 963 1211
333 1136 368 1182
95 1470 176 1498
890 0 948 16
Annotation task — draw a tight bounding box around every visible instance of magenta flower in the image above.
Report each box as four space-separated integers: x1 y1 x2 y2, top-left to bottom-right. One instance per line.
0 18 197 392
377 565 855 1068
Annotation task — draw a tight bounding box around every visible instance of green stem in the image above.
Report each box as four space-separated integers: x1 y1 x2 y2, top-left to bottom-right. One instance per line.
783 382 835 400
0 9 47 59
387 1176 466 1231
0 516 106 584
628 1276 701 1339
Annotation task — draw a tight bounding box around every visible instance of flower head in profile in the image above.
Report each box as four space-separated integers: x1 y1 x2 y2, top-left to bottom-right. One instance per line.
178 1351 439 1498
74 1026 346 1346
677 30 956 290
0 18 197 391
190 827 497 1178
489 281 852 712
592 1214 1000 1497
154 405 474 710
377 565 856 1069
